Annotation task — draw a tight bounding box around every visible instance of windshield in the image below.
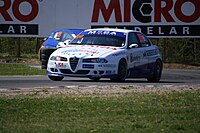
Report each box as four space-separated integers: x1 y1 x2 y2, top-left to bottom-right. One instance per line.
70 34 125 47
53 32 74 42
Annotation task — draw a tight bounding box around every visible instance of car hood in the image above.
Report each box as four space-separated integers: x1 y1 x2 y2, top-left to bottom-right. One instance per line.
43 38 58 48
52 45 121 58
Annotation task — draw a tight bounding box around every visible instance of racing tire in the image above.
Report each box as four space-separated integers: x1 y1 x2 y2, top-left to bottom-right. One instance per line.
48 76 64 81
40 59 48 69
147 60 162 82
40 48 56 69
110 60 127 82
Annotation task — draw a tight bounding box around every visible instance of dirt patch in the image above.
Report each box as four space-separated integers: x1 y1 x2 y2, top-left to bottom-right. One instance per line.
0 84 200 97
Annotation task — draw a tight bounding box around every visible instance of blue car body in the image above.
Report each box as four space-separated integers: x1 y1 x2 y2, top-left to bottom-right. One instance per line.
39 29 83 69
42 29 83 48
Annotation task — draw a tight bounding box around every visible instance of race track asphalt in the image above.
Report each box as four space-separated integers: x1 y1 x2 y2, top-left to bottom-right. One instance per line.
0 69 200 89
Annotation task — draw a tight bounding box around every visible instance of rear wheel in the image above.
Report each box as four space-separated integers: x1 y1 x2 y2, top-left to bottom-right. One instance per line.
147 60 162 82
110 60 127 82
48 76 64 81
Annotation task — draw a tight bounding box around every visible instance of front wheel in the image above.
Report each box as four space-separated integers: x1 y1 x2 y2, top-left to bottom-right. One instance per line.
48 76 64 81
110 60 127 82
147 60 162 82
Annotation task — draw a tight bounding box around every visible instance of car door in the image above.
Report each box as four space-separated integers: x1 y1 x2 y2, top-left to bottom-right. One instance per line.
135 32 152 70
126 32 144 71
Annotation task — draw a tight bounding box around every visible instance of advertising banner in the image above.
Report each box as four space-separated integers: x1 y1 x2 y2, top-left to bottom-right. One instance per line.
0 0 200 38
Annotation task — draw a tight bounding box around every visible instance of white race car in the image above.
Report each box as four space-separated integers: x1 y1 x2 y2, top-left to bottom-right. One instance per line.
47 28 163 82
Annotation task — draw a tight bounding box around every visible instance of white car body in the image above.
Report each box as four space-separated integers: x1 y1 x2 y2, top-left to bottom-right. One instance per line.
47 28 163 82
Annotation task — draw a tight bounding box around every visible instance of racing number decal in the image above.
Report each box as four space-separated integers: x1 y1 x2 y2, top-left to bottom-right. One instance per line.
57 62 64 67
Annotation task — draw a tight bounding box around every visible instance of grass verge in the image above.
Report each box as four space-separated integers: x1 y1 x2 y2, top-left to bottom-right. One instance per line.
0 54 40 64
0 64 45 75
0 92 200 133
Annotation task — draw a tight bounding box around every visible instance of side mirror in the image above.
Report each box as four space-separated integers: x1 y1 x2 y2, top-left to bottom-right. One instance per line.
43 37 47 41
129 43 138 49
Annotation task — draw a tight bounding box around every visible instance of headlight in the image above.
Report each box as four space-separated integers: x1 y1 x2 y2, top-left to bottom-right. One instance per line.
50 56 67 61
83 58 108 63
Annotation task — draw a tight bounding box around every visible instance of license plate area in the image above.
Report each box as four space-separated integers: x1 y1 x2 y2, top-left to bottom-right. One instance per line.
56 62 67 68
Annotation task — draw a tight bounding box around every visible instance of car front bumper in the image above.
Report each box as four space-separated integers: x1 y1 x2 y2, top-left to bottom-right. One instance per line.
47 60 118 78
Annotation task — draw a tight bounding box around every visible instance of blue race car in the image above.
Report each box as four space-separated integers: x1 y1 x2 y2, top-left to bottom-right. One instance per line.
39 29 83 69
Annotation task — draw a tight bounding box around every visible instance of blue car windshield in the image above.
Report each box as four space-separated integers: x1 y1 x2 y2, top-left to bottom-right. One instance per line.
53 31 74 42
70 35 125 47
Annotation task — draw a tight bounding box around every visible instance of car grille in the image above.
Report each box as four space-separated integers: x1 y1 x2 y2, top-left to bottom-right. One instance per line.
60 69 90 74
69 57 79 71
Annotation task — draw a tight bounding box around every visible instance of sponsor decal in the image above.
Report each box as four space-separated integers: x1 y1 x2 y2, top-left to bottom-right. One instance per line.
82 64 94 69
90 45 118 50
61 48 100 55
82 30 126 38
80 49 100 54
98 64 116 68
88 30 116 36
130 53 140 63
112 51 126 56
144 49 158 57
64 45 118 51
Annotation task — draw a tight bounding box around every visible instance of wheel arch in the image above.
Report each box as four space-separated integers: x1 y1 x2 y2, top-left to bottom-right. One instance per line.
111 57 127 82
119 58 127 65
156 58 163 69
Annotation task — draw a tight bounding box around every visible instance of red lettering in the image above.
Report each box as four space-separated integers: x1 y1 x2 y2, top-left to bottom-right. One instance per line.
0 0 38 22
91 0 200 23
155 0 175 22
175 0 200 23
124 0 130 22
12 0 39 22
0 0 13 21
91 0 122 22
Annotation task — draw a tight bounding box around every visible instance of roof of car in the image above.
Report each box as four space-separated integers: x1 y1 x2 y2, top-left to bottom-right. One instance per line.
85 28 139 33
